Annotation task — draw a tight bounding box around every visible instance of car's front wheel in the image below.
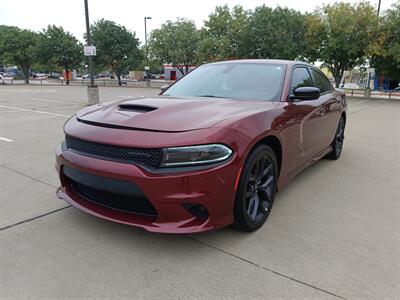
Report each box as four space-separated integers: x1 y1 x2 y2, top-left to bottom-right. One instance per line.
234 145 278 232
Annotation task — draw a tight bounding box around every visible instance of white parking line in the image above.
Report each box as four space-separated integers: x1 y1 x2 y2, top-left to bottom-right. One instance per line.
0 105 71 118
31 97 82 105
0 136 14 142
0 109 30 113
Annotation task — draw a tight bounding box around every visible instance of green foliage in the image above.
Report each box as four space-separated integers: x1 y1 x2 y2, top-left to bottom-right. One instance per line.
91 19 143 85
149 19 199 74
136 57 162 74
371 2 400 78
0 26 39 83
36 25 83 84
248 6 308 60
197 5 251 62
312 2 378 86
1 2 399 85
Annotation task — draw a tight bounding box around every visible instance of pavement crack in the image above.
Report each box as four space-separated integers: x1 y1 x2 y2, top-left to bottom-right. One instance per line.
0 206 71 232
2 165 58 189
184 235 347 300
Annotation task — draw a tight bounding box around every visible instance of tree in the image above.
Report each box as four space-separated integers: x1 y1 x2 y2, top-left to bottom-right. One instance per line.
36 25 82 85
91 19 142 86
370 2 400 79
0 26 38 83
248 6 308 60
310 2 378 87
149 19 199 74
197 5 251 62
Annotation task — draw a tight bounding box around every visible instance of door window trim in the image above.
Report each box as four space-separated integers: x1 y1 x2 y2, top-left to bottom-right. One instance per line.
288 64 315 100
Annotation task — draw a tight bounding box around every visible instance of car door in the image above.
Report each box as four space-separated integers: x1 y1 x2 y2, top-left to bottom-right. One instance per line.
285 66 328 172
309 68 343 149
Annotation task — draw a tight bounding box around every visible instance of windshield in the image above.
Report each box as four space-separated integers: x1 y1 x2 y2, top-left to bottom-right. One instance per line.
163 63 286 101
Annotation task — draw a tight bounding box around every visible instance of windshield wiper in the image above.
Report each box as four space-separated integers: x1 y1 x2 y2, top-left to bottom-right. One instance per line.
194 95 226 98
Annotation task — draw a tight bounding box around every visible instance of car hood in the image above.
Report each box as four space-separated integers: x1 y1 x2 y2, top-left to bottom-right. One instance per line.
76 96 280 132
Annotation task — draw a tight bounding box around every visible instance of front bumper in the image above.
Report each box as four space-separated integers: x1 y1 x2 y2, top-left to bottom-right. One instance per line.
55 143 240 233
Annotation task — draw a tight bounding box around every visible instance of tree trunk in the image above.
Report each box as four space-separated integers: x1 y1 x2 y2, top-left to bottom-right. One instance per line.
22 66 29 84
65 63 70 85
335 76 341 88
177 65 185 76
333 69 343 88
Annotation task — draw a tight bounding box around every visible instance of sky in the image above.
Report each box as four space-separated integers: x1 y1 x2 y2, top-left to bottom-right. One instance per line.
0 0 396 44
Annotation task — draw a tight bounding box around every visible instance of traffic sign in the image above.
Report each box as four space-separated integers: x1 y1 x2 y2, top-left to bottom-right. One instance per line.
84 46 97 56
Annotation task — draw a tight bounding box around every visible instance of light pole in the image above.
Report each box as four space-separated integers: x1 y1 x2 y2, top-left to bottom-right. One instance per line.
84 0 99 104
144 16 152 87
377 0 382 16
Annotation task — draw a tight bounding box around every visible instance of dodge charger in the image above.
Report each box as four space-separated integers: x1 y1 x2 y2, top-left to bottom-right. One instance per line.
55 60 346 233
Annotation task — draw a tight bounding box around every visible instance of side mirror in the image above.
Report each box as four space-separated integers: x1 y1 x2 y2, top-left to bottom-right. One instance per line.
160 84 169 93
290 87 320 101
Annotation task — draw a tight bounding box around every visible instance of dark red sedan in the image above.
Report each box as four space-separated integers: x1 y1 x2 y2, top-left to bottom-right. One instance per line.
56 60 346 233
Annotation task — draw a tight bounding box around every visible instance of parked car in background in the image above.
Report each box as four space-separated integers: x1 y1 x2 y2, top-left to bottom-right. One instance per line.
390 86 400 92
98 71 114 79
56 59 347 233
3 72 25 80
340 83 363 89
34 73 47 79
82 74 98 79
142 73 156 80
47 72 62 79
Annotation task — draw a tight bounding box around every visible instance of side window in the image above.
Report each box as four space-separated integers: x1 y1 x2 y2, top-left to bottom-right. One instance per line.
323 76 333 92
291 67 313 94
311 69 332 93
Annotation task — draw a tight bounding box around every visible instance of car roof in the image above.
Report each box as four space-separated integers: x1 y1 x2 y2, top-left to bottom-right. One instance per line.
206 59 314 68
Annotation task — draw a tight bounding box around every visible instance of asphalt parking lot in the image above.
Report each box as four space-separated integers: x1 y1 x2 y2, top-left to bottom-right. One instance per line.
0 86 399 299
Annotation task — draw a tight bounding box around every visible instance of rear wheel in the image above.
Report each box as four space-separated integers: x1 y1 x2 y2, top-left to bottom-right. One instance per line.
325 116 345 160
234 145 278 232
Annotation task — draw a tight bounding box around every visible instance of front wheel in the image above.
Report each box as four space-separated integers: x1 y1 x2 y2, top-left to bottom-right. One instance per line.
325 115 345 160
234 145 278 232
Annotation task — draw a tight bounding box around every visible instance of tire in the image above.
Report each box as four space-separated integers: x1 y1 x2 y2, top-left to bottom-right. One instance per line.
234 144 278 232
325 115 345 160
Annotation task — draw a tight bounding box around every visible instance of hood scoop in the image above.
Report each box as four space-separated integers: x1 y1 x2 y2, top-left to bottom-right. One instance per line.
118 103 157 113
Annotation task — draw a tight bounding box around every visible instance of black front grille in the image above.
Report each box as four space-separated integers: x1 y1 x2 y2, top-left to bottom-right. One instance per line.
65 135 162 168
64 166 158 217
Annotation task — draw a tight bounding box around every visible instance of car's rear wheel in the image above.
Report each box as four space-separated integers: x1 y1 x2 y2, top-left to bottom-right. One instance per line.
325 115 345 160
234 145 278 232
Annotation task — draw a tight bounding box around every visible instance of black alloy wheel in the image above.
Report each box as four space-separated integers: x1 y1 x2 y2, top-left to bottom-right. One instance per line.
234 145 278 232
326 116 345 160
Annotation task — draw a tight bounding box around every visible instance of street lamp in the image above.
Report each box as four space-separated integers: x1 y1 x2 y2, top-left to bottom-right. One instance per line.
144 17 152 65
83 0 99 104
144 16 152 86
377 0 382 16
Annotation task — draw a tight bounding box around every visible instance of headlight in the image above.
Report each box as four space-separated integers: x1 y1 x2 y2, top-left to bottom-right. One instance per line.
160 144 233 167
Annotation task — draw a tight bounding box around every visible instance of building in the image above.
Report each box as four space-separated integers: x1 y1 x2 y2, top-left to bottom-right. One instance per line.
163 64 196 81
